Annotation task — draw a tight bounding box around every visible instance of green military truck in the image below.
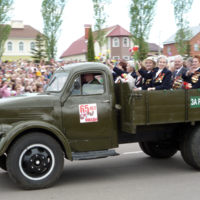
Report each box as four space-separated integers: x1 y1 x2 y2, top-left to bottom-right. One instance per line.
1 63 200 190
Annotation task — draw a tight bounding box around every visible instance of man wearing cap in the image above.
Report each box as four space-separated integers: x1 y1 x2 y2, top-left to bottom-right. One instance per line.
171 55 188 88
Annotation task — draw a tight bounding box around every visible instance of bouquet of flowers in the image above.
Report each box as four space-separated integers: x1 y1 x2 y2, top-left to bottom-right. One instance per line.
182 82 192 89
121 73 128 79
172 76 183 90
129 45 139 70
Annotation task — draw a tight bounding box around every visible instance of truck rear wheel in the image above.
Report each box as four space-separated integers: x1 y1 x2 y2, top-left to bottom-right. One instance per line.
144 141 178 159
0 154 7 171
180 127 195 168
138 142 150 156
182 125 200 170
7 132 64 190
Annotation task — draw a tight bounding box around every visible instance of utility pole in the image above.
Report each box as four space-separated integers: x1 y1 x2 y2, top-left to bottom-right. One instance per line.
158 31 161 55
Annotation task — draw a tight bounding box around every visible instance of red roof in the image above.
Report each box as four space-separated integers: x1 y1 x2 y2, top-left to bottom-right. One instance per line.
106 25 131 37
60 36 88 58
60 25 130 58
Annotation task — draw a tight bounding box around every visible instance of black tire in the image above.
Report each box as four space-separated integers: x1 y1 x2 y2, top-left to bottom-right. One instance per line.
138 142 150 156
144 141 178 159
7 132 64 190
186 125 200 170
180 126 195 168
0 154 7 171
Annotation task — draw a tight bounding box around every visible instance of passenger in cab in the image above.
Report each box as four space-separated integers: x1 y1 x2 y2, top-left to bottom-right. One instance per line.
137 55 171 90
182 55 200 89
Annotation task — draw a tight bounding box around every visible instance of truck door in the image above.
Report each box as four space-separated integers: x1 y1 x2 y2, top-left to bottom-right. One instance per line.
61 71 118 152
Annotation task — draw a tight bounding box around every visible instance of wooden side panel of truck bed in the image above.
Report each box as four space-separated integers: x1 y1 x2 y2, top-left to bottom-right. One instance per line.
115 83 200 133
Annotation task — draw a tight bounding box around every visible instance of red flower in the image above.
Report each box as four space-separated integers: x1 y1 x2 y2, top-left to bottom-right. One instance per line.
183 82 187 86
132 46 138 51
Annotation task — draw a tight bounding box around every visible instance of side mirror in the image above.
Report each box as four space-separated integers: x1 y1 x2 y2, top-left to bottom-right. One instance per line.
74 81 80 90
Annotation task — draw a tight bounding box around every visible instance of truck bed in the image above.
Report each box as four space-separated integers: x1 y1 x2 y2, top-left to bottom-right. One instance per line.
115 83 200 133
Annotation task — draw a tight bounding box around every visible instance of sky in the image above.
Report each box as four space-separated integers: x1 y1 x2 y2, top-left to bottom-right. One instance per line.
11 0 200 59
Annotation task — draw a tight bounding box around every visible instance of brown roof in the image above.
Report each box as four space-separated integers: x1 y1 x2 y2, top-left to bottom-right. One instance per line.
106 25 131 37
149 43 163 52
9 25 41 38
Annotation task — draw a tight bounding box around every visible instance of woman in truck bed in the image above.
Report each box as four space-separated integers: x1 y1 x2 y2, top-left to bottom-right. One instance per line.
182 54 200 89
138 55 172 90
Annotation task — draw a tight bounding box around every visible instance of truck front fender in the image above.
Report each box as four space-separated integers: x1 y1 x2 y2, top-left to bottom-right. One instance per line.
0 120 72 160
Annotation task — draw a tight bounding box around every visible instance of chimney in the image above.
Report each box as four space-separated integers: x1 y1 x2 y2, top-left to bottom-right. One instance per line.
84 24 92 39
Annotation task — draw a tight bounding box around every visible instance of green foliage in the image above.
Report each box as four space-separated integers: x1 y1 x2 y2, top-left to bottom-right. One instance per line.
87 28 95 62
30 33 47 63
41 0 67 60
129 0 157 61
185 41 192 59
0 0 14 57
171 0 193 56
92 0 111 52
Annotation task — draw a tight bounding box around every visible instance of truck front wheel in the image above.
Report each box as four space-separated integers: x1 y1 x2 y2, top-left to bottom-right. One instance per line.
7 132 64 190
0 154 7 171
143 141 178 159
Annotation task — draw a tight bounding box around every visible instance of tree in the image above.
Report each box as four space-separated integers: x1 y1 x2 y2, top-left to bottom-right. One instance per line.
171 0 193 56
185 41 192 58
87 28 95 62
30 33 47 63
129 0 157 61
0 0 14 57
92 0 111 53
41 0 67 60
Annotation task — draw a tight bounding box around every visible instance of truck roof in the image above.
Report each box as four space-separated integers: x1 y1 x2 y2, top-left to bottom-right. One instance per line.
59 62 111 74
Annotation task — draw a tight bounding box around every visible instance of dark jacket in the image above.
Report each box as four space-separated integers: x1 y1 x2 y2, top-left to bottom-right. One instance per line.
89 79 100 84
182 68 200 89
113 67 137 79
171 66 188 88
139 67 171 90
139 68 156 90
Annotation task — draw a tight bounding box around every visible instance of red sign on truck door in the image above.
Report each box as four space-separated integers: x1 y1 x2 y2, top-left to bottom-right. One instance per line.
79 103 98 123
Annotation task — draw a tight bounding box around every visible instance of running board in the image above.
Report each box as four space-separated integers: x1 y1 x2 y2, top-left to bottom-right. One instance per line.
72 149 119 160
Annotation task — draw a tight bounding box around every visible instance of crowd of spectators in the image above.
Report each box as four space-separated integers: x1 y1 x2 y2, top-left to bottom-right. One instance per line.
0 55 197 99
0 58 66 98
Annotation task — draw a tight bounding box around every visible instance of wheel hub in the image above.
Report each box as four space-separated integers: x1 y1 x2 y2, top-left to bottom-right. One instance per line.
21 146 52 178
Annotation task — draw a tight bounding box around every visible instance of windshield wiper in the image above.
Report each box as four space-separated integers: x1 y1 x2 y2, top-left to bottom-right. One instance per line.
49 76 56 86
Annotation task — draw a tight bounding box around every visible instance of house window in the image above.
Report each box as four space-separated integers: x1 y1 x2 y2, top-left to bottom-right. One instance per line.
19 42 24 51
30 42 35 50
123 56 129 60
7 41 13 51
113 56 120 60
113 37 119 47
194 44 199 51
123 37 129 47
167 46 171 54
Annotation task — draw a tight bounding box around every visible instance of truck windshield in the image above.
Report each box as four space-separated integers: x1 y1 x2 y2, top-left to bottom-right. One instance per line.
46 72 69 92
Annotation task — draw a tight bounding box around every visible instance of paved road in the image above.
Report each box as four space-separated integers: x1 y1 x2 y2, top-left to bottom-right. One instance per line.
0 143 200 200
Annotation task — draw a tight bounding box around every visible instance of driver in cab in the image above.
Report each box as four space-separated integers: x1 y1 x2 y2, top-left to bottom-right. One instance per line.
84 73 100 84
